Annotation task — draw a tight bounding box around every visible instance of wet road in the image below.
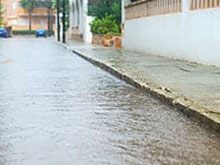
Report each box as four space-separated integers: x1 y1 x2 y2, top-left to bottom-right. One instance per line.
0 38 220 165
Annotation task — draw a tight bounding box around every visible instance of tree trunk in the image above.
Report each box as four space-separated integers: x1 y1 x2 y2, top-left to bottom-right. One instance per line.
47 8 50 36
49 8 53 36
28 10 32 31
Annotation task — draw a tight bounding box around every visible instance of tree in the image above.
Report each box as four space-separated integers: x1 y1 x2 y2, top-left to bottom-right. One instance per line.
88 0 121 25
51 0 70 40
53 0 70 30
39 0 54 36
20 0 38 31
39 0 69 40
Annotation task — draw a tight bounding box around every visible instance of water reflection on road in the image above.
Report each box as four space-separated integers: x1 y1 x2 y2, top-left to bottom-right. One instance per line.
0 38 219 165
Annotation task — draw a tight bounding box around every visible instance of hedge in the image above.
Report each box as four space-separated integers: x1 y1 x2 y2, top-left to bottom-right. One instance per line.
12 30 54 35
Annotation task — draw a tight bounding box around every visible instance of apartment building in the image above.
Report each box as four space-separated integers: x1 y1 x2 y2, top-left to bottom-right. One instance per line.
1 0 55 30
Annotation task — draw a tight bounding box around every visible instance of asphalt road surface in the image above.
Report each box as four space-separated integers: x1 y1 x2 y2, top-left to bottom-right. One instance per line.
0 38 219 165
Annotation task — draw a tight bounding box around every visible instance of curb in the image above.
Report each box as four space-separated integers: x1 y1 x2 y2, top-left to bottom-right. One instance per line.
59 42 220 133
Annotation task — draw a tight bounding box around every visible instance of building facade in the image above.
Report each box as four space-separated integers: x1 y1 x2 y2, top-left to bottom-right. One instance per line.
1 0 55 30
123 0 220 66
68 0 95 43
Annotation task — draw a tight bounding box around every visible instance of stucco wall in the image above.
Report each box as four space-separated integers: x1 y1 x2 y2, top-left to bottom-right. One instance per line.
69 0 93 43
123 6 220 66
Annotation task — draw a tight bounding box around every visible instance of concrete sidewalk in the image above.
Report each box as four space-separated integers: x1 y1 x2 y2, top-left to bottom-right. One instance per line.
64 40 220 131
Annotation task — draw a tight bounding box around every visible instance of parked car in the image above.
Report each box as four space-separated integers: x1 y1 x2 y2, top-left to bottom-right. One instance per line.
0 28 9 38
36 30 47 38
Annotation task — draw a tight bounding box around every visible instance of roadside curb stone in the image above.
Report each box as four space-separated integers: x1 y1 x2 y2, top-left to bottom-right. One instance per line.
58 41 220 133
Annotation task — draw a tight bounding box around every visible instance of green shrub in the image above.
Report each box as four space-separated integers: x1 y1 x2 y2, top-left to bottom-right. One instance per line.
12 30 54 35
90 14 120 35
88 0 121 26
12 30 36 35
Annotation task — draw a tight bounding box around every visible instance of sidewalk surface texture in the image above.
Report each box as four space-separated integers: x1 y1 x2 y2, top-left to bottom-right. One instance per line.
64 40 220 131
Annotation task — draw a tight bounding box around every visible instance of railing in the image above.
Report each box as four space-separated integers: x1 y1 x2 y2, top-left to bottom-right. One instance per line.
191 0 220 9
125 0 181 20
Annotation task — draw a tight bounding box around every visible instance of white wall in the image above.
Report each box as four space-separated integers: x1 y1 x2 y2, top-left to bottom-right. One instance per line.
69 0 93 43
124 0 131 5
123 2 220 66
84 16 93 43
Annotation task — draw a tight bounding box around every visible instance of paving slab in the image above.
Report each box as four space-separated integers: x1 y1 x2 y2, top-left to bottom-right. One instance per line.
64 40 220 131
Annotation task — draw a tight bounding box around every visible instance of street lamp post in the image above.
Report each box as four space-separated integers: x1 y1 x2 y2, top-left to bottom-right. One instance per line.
57 0 60 41
62 0 66 43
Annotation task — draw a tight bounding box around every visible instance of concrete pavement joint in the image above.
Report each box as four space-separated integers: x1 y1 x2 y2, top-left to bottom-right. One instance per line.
58 41 220 133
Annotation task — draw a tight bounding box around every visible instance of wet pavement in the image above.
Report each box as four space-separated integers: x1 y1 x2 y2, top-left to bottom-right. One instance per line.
0 38 220 165
67 40 220 127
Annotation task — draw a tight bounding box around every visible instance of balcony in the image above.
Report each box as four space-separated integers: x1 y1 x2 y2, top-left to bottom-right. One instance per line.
17 8 55 17
125 0 182 20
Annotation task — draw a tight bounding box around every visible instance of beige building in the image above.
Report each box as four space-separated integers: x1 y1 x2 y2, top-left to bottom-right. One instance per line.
1 0 55 30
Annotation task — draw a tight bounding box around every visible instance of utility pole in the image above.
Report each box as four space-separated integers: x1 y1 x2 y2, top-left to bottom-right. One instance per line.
57 0 60 41
62 0 66 43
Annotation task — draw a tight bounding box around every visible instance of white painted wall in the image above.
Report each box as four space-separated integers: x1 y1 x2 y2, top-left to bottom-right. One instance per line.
84 16 93 43
69 0 93 43
123 0 220 66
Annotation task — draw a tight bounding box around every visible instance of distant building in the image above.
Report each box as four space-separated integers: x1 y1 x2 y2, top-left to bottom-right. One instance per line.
1 0 55 30
68 0 96 43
